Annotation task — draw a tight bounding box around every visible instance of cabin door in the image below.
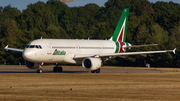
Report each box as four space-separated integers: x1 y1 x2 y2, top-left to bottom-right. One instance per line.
46 42 52 55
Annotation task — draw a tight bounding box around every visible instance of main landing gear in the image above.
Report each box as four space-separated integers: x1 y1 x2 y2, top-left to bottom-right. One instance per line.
91 68 100 73
35 63 63 73
53 64 63 73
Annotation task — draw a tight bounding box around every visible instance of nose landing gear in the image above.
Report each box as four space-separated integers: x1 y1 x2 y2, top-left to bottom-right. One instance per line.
36 63 43 73
36 69 42 73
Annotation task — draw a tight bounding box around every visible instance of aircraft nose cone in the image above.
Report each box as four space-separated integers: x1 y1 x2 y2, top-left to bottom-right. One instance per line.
22 50 32 61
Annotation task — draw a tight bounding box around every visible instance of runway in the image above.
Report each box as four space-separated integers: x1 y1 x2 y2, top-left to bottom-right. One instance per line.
0 65 175 74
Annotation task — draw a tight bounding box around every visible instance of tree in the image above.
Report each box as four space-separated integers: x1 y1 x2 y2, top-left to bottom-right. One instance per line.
0 20 23 64
147 23 170 67
167 21 180 67
18 1 58 31
153 1 180 31
135 24 150 45
47 0 71 30
46 25 70 39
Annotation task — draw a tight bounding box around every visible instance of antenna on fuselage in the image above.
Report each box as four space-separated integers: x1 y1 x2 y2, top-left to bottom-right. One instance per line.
40 36 43 39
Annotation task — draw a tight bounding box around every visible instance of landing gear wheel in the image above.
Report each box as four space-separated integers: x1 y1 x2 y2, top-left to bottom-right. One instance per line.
95 68 100 73
36 69 42 73
53 67 58 73
58 67 63 73
53 66 63 73
91 70 96 73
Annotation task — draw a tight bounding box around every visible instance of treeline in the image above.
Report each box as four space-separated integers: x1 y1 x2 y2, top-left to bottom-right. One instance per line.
0 0 180 67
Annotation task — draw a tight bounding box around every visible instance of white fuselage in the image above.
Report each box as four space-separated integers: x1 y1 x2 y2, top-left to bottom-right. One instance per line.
22 39 117 64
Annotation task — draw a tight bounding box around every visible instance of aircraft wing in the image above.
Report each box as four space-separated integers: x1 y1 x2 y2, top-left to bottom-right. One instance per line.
74 48 176 59
4 45 24 52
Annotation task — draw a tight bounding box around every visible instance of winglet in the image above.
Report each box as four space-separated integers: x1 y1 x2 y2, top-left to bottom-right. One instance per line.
5 45 9 51
173 48 176 54
5 45 9 49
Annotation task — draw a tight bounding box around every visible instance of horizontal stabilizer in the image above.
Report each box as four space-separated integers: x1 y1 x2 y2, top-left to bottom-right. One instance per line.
124 44 158 48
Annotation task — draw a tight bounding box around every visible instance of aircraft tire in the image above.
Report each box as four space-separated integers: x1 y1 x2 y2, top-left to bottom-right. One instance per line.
53 67 58 73
58 67 63 73
36 69 42 73
91 71 96 73
96 68 100 73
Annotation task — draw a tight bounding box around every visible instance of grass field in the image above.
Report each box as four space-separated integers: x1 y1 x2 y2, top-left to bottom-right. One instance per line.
0 70 180 101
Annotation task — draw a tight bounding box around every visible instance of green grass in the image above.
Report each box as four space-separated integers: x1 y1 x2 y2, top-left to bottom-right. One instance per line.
0 72 180 101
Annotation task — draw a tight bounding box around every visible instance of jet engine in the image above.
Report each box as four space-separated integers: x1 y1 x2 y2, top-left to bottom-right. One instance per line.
25 60 40 69
82 58 102 70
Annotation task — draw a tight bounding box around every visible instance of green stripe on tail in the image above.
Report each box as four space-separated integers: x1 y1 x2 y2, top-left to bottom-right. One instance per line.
112 8 129 42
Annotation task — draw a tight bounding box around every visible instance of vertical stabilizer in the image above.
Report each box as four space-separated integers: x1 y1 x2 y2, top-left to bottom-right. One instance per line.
111 8 129 42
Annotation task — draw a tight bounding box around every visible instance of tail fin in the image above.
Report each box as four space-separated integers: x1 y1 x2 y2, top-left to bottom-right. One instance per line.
111 8 129 42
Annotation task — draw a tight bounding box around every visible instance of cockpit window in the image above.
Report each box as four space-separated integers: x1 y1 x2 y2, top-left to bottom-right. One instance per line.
26 45 42 49
39 45 42 49
29 45 35 48
26 45 29 48
35 45 39 48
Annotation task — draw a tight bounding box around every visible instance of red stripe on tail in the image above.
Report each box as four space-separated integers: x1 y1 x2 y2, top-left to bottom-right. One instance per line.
119 42 125 53
118 27 124 42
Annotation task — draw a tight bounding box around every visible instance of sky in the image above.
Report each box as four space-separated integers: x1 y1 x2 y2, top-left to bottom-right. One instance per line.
0 0 179 12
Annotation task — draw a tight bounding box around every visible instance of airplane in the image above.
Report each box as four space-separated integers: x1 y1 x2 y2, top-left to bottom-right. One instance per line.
60 0 73 3
4 8 176 73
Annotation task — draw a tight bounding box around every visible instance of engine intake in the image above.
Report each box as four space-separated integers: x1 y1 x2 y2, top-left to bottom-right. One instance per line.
25 60 40 69
82 58 102 70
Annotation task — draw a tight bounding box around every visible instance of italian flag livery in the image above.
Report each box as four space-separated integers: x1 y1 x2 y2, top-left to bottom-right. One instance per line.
111 8 131 53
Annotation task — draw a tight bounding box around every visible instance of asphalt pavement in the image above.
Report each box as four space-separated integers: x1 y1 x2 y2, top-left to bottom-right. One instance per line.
0 65 173 74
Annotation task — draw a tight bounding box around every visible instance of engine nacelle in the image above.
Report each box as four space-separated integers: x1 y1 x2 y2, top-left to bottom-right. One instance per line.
82 58 102 70
25 60 40 69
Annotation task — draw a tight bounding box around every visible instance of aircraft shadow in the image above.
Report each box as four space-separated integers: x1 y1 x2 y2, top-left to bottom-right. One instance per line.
0 71 89 74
